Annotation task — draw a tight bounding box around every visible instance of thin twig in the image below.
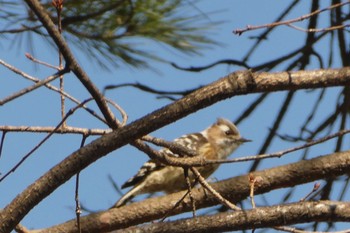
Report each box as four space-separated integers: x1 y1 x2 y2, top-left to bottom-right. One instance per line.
0 25 42 34
300 182 321 202
287 23 350 33
0 59 40 81
249 173 263 209
104 82 196 98
190 167 241 211
0 70 67 106
214 128 350 165
25 53 59 70
106 98 128 126
242 0 300 62
0 59 107 124
183 168 196 218
139 129 350 168
235 93 269 125
0 131 7 159
52 0 66 127
160 190 191 222
0 98 93 183
274 225 350 233
75 170 82 233
171 59 250 72
24 0 117 127
249 173 256 208
0 126 111 135
75 134 87 233
234 1 350 35
250 91 295 171
108 174 124 198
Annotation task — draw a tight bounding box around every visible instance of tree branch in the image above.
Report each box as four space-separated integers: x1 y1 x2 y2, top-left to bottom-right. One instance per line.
1 67 350 232
130 201 350 233
23 0 116 127
0 69 67 106
37 149 350 232
0 126 110 135
0 59 107 124
233 1 350 35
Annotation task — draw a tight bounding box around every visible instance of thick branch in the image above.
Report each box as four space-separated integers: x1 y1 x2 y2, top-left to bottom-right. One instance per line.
23 0 116 126
132 201 350 233
38 150 350 232
1 67 350 232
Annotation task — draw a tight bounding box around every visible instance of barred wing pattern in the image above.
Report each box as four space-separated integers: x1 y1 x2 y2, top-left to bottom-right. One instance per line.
121 133 209 189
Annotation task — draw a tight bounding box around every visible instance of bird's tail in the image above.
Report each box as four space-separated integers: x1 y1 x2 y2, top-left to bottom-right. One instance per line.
111 183 144 208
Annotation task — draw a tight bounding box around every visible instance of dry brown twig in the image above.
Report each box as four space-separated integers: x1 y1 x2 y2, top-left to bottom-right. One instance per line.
162 167 240 222
0 126 111 135
216 128 350 165
233 1 350 35
274 225 350 233
140 129 350 168
160 190 192 222
25 53 59 70
249 173 263 209
75 135 87 233
1 124 348 172
183 168 197 218
51 0 66 128
299 182 321 202
0 98 93 183
0 69 67 105
106 98 128 126
191 167 241 211
0 59 107 124
2 57 127 128
286 23 350 33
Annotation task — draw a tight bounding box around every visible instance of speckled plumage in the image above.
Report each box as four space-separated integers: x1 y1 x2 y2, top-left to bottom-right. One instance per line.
113 118 250 208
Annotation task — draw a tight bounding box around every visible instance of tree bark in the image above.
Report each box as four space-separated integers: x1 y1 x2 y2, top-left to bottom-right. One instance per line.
38 150 350 233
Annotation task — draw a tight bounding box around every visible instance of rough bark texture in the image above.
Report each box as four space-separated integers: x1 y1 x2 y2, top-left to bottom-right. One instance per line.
38 150 350 233
133 201 350 233
1 66 350 232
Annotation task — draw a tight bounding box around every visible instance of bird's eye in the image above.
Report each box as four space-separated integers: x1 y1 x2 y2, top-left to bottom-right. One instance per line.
225 130 233 136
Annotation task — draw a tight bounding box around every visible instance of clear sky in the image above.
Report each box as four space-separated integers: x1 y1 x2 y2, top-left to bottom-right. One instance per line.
0 1 348 231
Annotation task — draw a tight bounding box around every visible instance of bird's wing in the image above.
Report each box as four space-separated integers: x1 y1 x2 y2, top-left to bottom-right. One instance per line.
121 133 209 189
121 159 164 189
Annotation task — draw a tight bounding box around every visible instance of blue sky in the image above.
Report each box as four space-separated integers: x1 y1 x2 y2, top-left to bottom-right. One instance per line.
1 1 349 231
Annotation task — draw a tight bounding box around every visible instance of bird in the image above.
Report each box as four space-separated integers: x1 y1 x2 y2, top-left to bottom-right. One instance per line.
112 118 250 208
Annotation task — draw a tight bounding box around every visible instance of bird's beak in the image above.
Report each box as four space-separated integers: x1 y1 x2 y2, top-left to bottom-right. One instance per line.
238 137 251 143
